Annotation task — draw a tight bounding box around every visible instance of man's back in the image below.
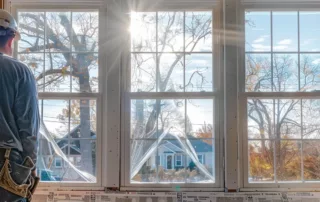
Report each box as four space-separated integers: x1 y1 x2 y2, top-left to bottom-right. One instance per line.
0 53 39 163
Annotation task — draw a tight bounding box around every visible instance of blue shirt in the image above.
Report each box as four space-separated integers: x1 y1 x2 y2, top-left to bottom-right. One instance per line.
0 53 39 164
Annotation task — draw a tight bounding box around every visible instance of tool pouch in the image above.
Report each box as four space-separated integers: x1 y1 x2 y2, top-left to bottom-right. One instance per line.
0 149 37 201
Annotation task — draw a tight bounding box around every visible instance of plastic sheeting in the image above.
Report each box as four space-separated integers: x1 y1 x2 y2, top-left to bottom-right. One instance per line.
38 120 96 182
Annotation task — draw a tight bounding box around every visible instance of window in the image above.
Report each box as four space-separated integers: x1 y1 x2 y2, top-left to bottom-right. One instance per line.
55 157 62 168
244 10 320 186
127 8 219 186
17 10 99 183
175 154 182 166
197 154 204 164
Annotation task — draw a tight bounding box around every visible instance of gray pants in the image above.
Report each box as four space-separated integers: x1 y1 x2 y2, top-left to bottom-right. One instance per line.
0 149 31 202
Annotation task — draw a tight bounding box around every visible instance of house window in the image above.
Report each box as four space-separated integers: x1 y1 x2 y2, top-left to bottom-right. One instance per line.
17 9 99 183
244 10 320 186
176 155 182 166
197 154 204 164
55 157 62 168
127 7 219 186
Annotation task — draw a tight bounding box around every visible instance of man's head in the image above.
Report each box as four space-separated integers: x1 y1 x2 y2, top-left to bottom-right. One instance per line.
0 10 20 56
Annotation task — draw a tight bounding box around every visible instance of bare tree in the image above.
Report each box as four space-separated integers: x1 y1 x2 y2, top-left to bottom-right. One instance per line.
19 12 98 175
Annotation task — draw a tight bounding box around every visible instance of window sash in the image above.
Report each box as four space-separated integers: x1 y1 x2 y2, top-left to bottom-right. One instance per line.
240 5 320 189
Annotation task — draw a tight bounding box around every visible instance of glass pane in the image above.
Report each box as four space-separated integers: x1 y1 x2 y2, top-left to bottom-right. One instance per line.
71 53 98 93
246 54 272 92
300 12 320 52
273 54 298 92
158 100 185 139
18 12 45 52
19 53 45 92
249 140 274 182
300 54 320 91
303 141 320 181
158 12 183 52
131 140 157 183
72 12 99 52
245 12 271 52
275 99 301 139
131 99 157 139
272 12 298 52
131 54 156 92
302 99 320 139
186 139 215 183
130 12 156 52
44 53 71 92
46 12 71 52
70 100 97 138
247 99 274 139
185 11 212 52
42 100 69 139
158 139 186 183
158 54 184 92
187 99 214 139
37 139 96 182
276 140 301 181
185 54 213 92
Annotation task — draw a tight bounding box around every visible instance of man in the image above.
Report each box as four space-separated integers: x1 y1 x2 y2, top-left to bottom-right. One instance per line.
0 9 39 202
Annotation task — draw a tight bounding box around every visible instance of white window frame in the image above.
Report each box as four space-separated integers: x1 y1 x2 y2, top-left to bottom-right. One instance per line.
175 154 182 166
55 157 62 168
120 0 224 191
9 1 107 190
239 0 320 191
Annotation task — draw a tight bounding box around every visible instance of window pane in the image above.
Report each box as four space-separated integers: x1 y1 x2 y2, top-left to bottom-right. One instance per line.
42 100 69 139
18 12 45 52
246 54 272 92
46 12 71 52
19 53 45 92
158 100 185 139
245 12 271 52
158 12 183 52
185 54 213 92
247 99 274 139
130 12 156 52
276 140 301 181
302 99 320 139
131 54 156 92
300 54 320 91
275 99 301 139
303 141 320 181
72 12 99 52
187 99 214 139
185 11 212 52
272 12 298 52
44 53 71 92
249 140 274 182
71 53 98 93
186 139 214 183
273 54 298 92
38 139 96 182
158 54 184 92
300 12 320 52
131 140 157 183
131 99 157 139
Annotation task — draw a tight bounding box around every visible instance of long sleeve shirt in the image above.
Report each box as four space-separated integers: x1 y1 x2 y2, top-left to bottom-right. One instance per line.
0 53 39 164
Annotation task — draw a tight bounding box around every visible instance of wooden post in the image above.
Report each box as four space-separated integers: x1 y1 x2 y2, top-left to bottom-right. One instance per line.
0 0 3 9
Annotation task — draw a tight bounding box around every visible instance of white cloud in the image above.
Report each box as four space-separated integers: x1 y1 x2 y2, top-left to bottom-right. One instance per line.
312 58 320 65
253 35 269 44
251 44 270 51
278 39 292 45
273 45 289 51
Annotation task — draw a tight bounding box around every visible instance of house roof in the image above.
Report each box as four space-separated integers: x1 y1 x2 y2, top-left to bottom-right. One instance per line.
160 134 213 153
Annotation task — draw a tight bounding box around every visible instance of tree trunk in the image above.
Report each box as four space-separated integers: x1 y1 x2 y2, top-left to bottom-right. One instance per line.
78 53 94 175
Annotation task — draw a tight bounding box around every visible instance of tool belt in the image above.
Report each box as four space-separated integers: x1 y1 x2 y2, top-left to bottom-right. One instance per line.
0 148 39 201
